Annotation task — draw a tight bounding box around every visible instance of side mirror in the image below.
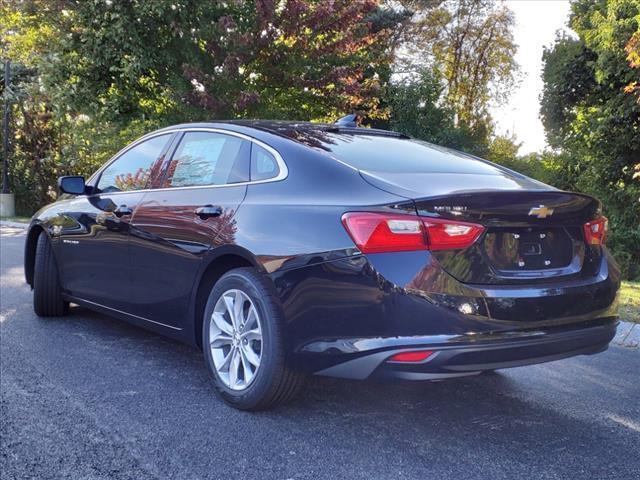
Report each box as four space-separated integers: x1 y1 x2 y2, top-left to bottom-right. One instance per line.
58 176 86 195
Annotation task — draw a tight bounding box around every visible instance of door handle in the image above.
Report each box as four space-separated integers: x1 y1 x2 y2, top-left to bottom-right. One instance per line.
195 205 223 219
113 205 133 217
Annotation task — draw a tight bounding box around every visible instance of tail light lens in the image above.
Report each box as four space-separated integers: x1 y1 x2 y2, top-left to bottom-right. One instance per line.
422 217 485 251
583 216 608 245
341 212 424 254
341 212 485 253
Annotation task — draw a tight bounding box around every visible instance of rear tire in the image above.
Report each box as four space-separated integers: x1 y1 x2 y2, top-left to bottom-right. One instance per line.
33 232 68 317
202 267 304 410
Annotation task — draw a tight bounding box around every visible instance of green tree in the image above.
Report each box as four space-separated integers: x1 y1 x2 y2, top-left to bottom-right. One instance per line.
38 0 394 123
541 0 640 279
2 1 397 214
394 0 518 131
486 133 521 165
386 69 490 156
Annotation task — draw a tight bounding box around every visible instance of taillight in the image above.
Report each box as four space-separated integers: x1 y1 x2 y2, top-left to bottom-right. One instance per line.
422 217 485 251
583 216 608 245
341 212 424 254
341 212 485 253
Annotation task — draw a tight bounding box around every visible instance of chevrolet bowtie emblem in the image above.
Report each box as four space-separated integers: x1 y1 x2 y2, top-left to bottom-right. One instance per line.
528 205 554 218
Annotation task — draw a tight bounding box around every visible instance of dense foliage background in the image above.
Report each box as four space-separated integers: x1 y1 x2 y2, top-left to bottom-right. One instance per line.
1 0 639 278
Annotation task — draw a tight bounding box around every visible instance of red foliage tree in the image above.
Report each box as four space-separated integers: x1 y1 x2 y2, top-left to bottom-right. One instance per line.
182 0 392 120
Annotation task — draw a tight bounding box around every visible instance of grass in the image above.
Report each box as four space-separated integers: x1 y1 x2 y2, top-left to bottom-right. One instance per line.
0 215 31 223
620 281 640 324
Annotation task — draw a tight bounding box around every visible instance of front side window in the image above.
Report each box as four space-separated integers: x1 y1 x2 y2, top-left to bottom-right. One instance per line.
97 134 171 193
163 132 249 188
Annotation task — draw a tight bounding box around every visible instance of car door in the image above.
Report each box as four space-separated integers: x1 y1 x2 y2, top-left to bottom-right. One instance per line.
128 130 251 329
55 133 174 311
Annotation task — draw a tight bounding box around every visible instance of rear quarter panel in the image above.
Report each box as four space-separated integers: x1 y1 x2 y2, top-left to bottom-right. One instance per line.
232 139 412 273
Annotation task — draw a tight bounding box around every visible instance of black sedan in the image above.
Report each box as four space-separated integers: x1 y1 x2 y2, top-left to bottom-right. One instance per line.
24 121 620 410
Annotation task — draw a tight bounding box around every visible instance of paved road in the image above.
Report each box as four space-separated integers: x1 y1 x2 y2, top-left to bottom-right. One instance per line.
1 225 639 480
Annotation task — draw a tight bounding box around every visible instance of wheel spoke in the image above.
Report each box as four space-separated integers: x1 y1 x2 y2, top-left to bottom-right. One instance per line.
239 348 253 384
212 311 234 336
243 306 258 333
210 332 233 348
223 294 236 327
229 348 240 387
233 290 245 330
242 343 261 368
218 347 233 371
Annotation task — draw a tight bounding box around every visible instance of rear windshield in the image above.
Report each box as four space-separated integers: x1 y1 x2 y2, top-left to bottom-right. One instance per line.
321 134 504 175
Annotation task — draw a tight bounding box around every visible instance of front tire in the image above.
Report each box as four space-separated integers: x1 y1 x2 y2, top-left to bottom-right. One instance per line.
202 267 304 410
33 232 68 317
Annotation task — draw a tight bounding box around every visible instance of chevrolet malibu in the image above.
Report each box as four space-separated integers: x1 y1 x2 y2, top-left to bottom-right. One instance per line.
24 121 620 410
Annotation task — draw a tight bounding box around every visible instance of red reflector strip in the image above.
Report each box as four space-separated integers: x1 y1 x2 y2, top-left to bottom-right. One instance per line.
387 350 434 363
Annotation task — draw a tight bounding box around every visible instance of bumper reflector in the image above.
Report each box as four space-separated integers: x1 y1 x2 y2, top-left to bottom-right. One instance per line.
387 350 434 363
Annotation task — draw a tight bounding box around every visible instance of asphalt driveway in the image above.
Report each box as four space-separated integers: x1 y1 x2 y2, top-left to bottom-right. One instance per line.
1 225 639 480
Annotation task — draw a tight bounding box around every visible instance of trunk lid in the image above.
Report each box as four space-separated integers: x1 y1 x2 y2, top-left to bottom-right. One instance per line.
412 189 600 226
360 171 602 285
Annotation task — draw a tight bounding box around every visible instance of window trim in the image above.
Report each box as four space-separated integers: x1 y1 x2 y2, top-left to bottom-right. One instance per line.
87 128 288 196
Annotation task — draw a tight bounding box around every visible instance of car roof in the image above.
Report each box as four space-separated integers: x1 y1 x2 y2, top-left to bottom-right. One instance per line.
153 120 408 151
223 120 405 138
147 120 538 189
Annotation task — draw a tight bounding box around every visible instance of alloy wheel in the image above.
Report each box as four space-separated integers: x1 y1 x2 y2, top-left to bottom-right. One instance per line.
209 289 263 390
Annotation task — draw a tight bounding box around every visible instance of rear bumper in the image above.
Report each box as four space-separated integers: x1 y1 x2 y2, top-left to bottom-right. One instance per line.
272 247 620 378
311 317 617 380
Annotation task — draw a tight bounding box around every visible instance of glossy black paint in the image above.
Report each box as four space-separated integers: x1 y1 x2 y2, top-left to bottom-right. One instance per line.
25 121 621 380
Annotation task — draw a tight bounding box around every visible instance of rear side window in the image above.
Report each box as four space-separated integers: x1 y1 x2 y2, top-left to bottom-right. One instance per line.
163 132 249 188
97 134 171 193
321 134 504 175
250 144 279 181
